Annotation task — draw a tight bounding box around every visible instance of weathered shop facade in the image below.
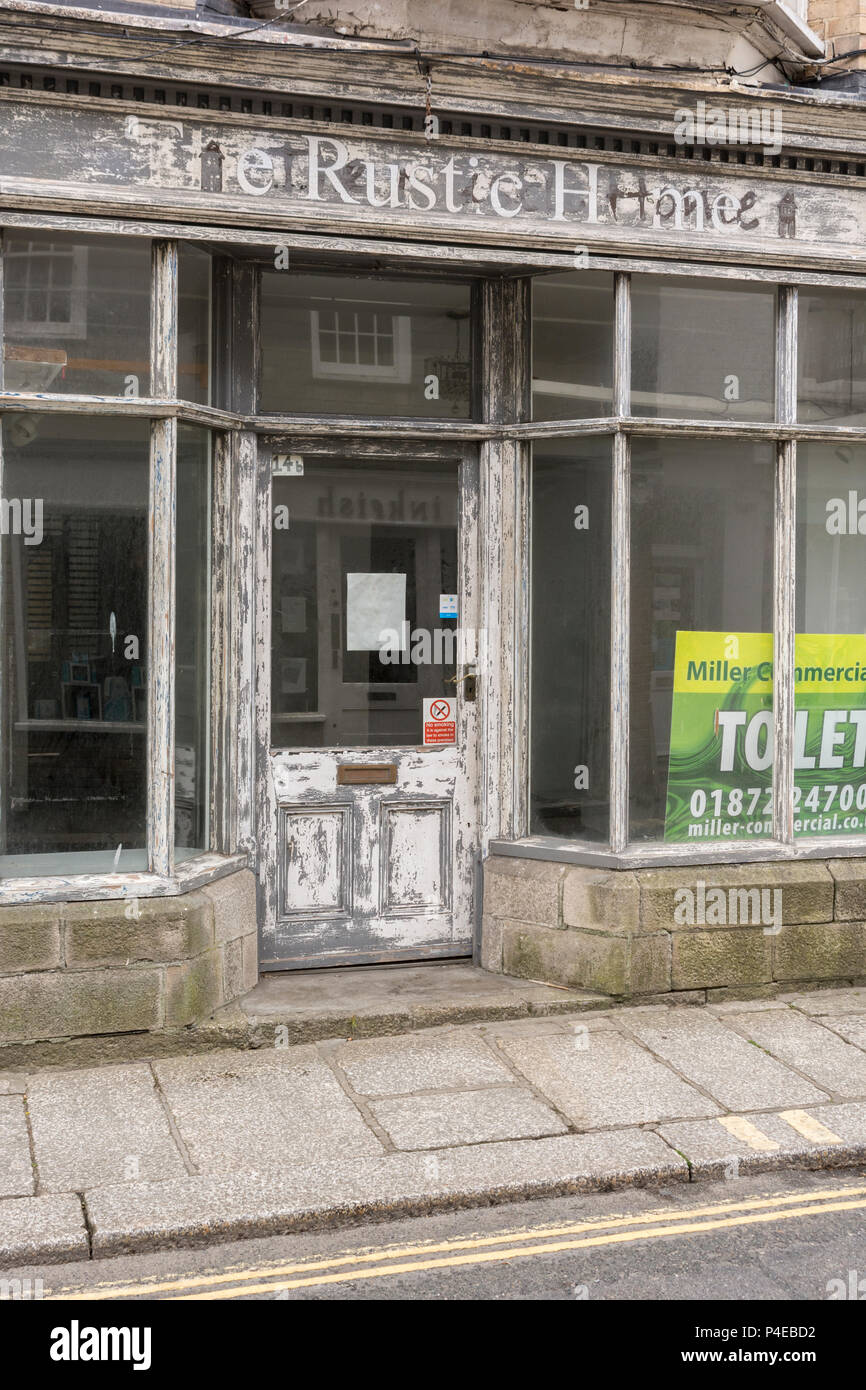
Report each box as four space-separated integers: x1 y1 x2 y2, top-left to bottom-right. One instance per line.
1 2 866 1048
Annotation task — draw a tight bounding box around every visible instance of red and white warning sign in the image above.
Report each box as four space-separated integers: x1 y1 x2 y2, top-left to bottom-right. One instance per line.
423 697 457 747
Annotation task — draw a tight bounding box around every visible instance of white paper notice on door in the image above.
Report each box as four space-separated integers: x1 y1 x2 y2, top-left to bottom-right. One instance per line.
346 572 407 651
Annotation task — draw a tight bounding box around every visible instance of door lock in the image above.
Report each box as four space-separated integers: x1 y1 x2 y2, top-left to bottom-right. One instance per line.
446 670 477 702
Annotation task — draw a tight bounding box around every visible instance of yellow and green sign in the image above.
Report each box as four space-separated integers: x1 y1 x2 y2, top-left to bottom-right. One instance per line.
664 632 866 842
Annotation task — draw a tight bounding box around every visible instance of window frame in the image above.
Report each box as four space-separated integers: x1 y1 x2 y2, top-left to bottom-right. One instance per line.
3 217 866 896
523 268 866 867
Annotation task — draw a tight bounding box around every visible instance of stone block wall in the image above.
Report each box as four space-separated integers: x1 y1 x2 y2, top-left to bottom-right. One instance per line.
482 855 866 1001
0 869 257 1049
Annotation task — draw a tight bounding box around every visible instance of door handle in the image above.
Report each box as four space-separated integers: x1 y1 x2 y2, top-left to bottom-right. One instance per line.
446 671 477 702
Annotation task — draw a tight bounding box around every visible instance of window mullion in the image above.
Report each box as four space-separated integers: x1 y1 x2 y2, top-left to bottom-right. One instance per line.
774 286 797 847
148 241 178 877
610 272 630 853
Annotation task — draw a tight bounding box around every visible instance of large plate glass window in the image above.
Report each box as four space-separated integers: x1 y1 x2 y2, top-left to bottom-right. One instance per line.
795 442 866 839
3 231 151 397
631 275 776 421
0 415 150 877
629 439 775 844
531 271 614 421
530 440 612 840
259 272 474 418
175 426 212 857
797 289 866 427
178 245 212 406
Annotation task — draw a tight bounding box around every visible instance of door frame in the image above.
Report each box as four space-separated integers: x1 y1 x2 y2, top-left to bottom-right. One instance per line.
253 432 484 970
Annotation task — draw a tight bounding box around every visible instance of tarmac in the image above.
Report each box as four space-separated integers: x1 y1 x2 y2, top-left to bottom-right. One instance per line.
3 970 866 1267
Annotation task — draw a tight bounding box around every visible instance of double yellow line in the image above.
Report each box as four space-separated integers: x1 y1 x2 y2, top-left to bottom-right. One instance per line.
50 1183 866 1301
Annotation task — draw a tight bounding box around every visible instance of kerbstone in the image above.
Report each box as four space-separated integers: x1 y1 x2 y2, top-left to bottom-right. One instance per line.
775 920 866 982
638 863 835 931
503 923 627 996
622 1009 828 1111
27 1063 187 1191
0 1096 34 1197
725 1008 866 1098
495 1030 718 1128
561 867 640 933
152 1047 382 1172
658 1101 866 1179
85 1130 688 1256
0 968 162 1044
333 1030 512 1095
64 896 213 967
0 905 61 974
370 1088 567 1149
673 927 773 990
0 1193 88 1265
483 856 565 927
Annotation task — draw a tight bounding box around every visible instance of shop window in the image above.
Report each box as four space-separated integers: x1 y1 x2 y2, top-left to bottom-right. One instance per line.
530 442 611 840
628 439 775 843
0 415 150 877
175 426 212 857
178 244 212 405
798 289 866 426
259 272 473 417
3 231 151 396
532 271 614 420
795 443 866 839
631 275 776 421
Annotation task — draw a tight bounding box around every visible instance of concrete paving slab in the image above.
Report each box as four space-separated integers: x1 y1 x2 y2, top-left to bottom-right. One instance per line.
0 1096 34 1197
84 1129 688 1257
26 1064 187 1192
152 1048 382 1173
658 1101 866 1180
0 1193 88 1266
0 1074 27 1094
332 1030 512 1096
822 1015 866 1052
495 1031 720 1129
786 988 866 1016
725 1008 866 1098
621 1010 829 1112
369 1088 567 1149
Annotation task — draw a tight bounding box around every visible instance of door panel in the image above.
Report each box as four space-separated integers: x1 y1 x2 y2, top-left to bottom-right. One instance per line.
380 800 451 914
259 445 480 968
278 805 352 920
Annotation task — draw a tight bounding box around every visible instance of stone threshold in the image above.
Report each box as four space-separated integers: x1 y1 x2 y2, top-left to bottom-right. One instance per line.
0 962 610 1072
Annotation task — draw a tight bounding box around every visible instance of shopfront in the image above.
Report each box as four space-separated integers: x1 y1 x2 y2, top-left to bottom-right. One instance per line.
2 49 866 1044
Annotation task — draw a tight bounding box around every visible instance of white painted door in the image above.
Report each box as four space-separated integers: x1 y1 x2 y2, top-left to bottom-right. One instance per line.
258 442 481 967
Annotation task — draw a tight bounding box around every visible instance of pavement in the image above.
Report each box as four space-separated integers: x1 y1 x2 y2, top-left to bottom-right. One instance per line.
4 981 866 1268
